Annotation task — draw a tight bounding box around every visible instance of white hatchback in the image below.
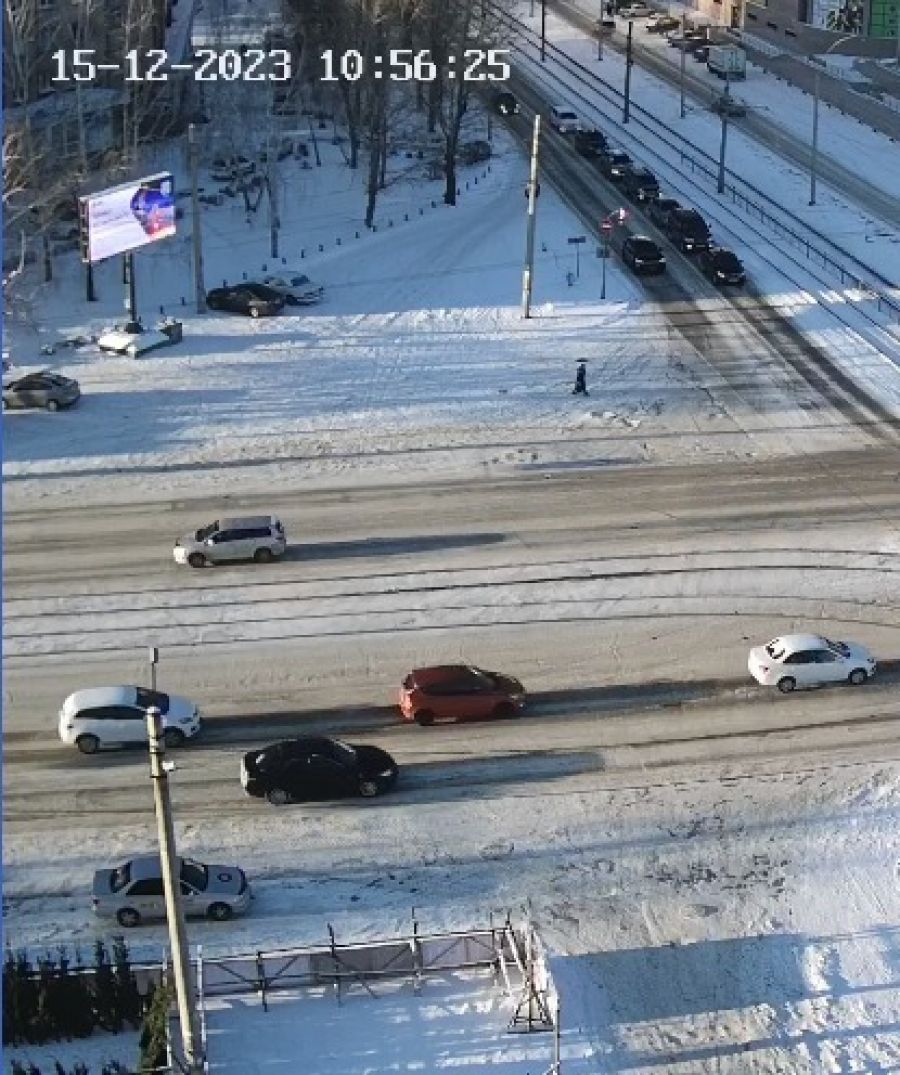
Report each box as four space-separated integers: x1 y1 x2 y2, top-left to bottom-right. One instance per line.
748 634 876 693
59 686 202 754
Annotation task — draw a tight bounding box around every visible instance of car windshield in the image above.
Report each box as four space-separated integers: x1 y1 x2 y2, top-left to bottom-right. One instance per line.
715 252 742 271
181 859 208 891
196 521 219 541
289 276 310 286
111 863 131 892
134 687 171 714
328 739 357 765
633 241 660 256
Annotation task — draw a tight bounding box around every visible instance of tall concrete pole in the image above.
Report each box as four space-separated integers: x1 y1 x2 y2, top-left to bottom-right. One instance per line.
809 68 821 205
623 21 634 123
146 708 203 1074
679 13 687 118
188 124 207 313
521 115 541 319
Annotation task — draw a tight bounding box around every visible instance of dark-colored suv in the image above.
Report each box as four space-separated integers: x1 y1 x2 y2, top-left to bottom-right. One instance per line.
667 208 711 253
699 246 746 285
622 236 667 276
647 196 681 228
621 165 660 202
598 145 633 181
573 128 609 158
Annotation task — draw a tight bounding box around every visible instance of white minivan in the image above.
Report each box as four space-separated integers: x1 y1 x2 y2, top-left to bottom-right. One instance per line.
549 104 582 133
59 686 202 754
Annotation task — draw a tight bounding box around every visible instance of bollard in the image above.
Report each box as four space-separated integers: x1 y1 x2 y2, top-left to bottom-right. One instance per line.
160 305 165 314
181 296 186 305
474 177 478 185
223 279 227 287
262 264 267 272
319 244 324 252
465 182 469 190
431 200 436 208
301 250 305 258
389 219 393 227
419 208 424 215
404 214 409 221
282 257 287 264
336 237 341 245
356 231 360 239
242 271 247 279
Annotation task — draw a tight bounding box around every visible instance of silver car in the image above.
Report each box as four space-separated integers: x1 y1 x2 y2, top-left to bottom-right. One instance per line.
261 272 324 305
92 855 252 927
3 371 81 411
173 515 286 567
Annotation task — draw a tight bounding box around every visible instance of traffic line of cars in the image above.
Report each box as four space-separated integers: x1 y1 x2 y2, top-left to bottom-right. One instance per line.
69 507 879 929
549 107 747 285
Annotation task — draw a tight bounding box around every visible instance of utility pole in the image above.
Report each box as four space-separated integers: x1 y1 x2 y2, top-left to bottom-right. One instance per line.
717 92 730 194
188 123 207 313
623 21 634 123
679 12 687 118
148 646 159 693
597 19 604 60
809 34 855 205
541 0 547 61
267 147 280 260
146 708 203 1075
521 115 541 319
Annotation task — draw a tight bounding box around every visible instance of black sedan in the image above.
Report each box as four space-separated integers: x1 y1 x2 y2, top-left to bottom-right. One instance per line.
699 246 746 286
206 283 285 317
622 235 666 276
240 737 399 805
647 196 681 228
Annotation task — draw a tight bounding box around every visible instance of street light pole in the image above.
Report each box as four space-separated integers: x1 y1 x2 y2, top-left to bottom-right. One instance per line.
521 115 541 319
541 0 547 61
623 21 634 122
809 33 855 206
146 708 203 1075
679 12 687 118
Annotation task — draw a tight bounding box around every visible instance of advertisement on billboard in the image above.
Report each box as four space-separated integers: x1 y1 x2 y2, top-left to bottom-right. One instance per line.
81 173 176 263
809 0 864 31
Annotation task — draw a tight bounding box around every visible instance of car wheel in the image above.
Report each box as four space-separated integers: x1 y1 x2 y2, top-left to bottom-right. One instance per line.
493 702 518 720
46 399 60 412
162 728 185 749
76 733 100 755
187 552 206 568
116 907 141 928
359 779 380 798
266 787 290 805
249 306 261 318
254 547 274 563
207 902 233 921
848 668 868 686
776 677 796 694
414 710 435 727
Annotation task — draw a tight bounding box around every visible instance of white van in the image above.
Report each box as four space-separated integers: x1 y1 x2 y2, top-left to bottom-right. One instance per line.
549 105 582 133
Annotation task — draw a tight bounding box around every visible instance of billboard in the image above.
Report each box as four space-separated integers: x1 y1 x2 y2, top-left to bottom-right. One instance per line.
80 173 176 263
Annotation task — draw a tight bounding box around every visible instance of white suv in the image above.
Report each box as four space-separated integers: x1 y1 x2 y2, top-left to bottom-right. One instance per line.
59 686 202 754
174 515 286 567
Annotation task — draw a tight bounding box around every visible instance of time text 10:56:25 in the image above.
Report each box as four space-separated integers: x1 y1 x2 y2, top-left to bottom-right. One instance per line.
320 49 511 82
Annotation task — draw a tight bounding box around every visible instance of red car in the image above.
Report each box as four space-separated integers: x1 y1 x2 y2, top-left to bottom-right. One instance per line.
399 665 526 726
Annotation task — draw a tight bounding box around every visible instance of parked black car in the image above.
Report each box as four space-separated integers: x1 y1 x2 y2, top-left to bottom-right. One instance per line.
646 13 680 32
622 235 667 276
647 196 681 228
666 208 711 253
699 246 746 285
206 283 286 317
573 128 609 158
492 90 519 115
598 145 633 181
620 165 660 202
668 30 708 49
240 737 399 804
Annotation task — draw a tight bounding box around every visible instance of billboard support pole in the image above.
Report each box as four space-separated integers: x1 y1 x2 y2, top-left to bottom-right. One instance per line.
123 253 140 333
189 124 207 313
86 261 96 302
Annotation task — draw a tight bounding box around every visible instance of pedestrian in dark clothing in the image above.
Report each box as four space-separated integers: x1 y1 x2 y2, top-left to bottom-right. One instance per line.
573 361 588 396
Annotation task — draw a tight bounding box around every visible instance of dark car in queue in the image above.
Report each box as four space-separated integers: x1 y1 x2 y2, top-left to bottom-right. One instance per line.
206 282 285 317
647 195 681 228
666 208 712 253
620 165 660 202
598 145 633 181
646 13 680 32
240 737 399 804
573 128 609 159
699 246 746 285
399 664 525 725
622 235 667 276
